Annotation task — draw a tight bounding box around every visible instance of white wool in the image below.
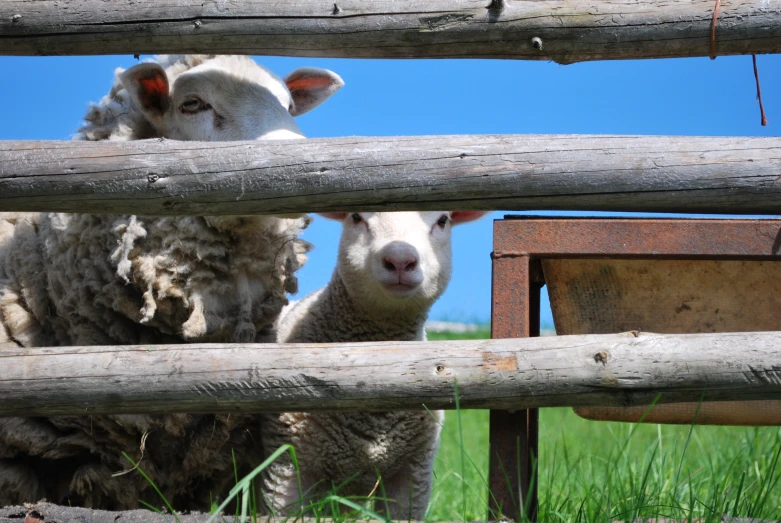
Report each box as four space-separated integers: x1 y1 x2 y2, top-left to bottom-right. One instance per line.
0 55 342 510
265 211 486 520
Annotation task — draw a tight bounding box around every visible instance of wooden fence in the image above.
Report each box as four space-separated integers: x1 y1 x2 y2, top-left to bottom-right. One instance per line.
2 135 781 215
2 1 781 521
2 0 781 62
3 331 781 416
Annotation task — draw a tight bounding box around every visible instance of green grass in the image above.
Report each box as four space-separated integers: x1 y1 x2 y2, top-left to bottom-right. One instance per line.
426 330 781 522
428 408 781 522
427 328 491 341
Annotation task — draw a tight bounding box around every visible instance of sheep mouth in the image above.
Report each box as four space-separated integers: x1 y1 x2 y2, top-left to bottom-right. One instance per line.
381 282 419 296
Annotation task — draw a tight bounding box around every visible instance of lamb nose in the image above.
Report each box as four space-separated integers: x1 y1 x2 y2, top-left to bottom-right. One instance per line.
383 256 417 273
381 242 419 273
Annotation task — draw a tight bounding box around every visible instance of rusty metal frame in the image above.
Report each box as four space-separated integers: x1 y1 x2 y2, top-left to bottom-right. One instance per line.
489 215 781 522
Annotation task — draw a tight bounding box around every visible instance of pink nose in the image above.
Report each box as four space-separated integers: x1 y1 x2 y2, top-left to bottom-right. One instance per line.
381 242 419 274
383 255 417 273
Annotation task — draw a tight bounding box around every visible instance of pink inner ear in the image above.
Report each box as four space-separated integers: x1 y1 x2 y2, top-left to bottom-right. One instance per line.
318 212 348 221
286 75 334 95
451 211 489 224
139 75 167 98
136 71 169 113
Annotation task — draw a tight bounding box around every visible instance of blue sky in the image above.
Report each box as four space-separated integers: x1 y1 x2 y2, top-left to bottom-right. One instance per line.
1 54 779 327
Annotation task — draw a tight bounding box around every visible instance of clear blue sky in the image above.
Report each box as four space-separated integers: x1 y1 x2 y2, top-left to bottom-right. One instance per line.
1 54 779 327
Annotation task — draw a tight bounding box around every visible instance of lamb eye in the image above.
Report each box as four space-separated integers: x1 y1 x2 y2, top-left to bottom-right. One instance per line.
436 214 449 228
180 97 208 113
351 213 363 224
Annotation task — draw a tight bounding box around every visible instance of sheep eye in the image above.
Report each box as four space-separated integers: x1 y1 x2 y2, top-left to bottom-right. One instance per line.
180 97 209 113
351 213 363 224
436 214 449 228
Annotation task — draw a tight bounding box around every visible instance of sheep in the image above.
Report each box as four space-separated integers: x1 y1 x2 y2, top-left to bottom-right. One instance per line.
0 55 343 510
262 210 487 520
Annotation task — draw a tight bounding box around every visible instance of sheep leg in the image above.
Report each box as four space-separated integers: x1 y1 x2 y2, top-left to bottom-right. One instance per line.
263 457 322 516
378 411 443 521
260 413 326 516
380 457 437 521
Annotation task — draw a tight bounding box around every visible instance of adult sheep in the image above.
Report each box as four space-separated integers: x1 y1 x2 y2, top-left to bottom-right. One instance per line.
265 210 487 520
0 55 343 509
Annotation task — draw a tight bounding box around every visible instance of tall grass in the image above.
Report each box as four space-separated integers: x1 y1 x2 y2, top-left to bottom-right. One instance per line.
429 408 781 522
426 332 781 522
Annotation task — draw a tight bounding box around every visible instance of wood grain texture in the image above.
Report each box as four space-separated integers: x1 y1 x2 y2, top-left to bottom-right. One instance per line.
0 503 240 523
2 503 771 523
2 135 781 215
3 331 781 416
1 0 780 62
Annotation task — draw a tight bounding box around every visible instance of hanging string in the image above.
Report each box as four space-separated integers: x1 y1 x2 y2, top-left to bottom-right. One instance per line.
710 0 721 60
752 55 769 126
711 0 767 125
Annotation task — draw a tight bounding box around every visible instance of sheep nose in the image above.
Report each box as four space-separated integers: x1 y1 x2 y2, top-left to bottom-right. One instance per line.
381 242 419 274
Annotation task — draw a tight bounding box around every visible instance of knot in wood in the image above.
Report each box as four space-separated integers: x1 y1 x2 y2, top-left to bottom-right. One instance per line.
193 20 202 28
487 0 506 12
24 510 43 523
11 14 22 23
531 37 543 50
594 351 608 366
436 364 446 373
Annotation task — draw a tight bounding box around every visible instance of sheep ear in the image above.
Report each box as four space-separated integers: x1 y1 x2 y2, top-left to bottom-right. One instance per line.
120 63 170 122
285 68 344 117
450 211 489 225
318 212 348 221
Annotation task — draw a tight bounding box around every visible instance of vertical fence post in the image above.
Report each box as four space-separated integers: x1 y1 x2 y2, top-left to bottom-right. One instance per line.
490 232 543 521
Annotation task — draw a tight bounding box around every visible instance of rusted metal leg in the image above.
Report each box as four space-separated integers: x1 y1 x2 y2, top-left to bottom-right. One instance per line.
489 252 542 522
488 408 539 521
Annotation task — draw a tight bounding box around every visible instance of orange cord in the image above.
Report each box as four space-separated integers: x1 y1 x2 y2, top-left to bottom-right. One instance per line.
710 0 721 60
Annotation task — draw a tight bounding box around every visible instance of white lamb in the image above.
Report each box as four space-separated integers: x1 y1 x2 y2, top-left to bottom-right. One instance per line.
0 55 343 509
264 210 487 520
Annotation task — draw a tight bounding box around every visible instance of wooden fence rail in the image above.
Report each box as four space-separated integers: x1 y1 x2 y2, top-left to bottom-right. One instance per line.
3 331 781 416
1 0 780 62
2 135 781 215
0 503 776 523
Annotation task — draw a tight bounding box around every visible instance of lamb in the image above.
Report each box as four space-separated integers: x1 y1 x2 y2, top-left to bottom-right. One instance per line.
0 55 343 509
263 210 487 520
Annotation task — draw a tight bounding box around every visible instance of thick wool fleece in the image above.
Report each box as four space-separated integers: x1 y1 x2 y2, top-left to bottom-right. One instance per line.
264 275 442 520
0 55 311 509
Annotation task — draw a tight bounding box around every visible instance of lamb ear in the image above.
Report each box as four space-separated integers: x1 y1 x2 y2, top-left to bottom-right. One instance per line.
318 212 348 221
119 63 170 122
285 68 344 117
450 211 489 225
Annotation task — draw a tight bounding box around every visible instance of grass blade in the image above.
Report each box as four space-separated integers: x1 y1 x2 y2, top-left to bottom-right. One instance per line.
122 452 181 523
322 494 390 522
206 444 298 523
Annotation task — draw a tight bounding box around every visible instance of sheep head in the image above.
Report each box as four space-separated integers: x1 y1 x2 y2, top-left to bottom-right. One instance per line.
320 211 487 315
119 56 343 141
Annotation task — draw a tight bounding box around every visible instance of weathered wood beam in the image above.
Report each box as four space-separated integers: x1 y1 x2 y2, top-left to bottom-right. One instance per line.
2 135 781 215
1 0 780 62
0 503 774 523
2 331 781 416
0 503 235 523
